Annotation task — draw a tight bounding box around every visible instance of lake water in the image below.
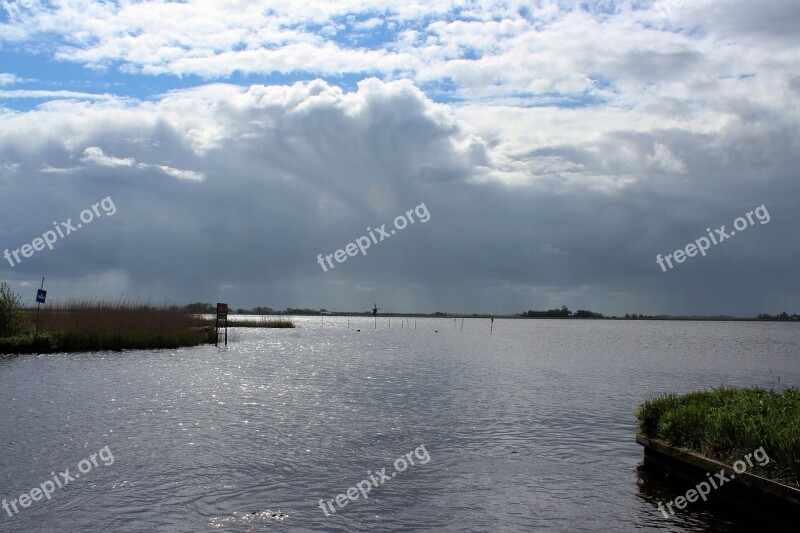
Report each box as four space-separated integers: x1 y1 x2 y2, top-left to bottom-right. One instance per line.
1 318 798 532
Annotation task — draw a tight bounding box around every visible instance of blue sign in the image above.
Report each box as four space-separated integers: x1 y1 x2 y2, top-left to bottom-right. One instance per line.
36 289 47 304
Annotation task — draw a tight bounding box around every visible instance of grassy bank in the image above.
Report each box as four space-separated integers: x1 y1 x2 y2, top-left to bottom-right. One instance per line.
637 387 800 487
1 300 214 355
0 330 213 354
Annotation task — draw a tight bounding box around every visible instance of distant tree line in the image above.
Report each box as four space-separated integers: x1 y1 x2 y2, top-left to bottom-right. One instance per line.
518 306 604 318
572 309 605 318
756 312 800 321
180 304 797 320
181 303 320 315
281 308 320 315
622 312 799 320
183 302 216 314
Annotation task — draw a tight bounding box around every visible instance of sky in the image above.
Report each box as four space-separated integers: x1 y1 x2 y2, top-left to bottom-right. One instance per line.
0 0 798 316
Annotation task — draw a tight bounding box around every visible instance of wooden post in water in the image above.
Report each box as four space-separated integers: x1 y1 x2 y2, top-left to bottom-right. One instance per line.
490 317 494 334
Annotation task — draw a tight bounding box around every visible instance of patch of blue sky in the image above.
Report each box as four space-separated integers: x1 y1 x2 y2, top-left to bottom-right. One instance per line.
517 5 533 21
630 0 656 11
281 11 396 51
443 4 493 23
0 55 202 109
322 12 399 48
422 79 604 109
0 43 393 111
282 5 497 55
460 47 482 60
0 50 122 111
470 91 605 108
584 0 622 16
588 74 618 93
382 5 486 40
0 4 25 23
417 77 463 104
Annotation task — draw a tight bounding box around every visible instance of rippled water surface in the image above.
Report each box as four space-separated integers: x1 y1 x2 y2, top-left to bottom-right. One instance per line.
1 318 798 532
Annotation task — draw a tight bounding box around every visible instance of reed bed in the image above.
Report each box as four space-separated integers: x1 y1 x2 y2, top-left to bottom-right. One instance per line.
637 387 800 487
30 299 202 333
0 299 214 354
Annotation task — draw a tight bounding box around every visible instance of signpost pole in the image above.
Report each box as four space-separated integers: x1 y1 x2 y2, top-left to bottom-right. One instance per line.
216 303 228 347
35 277 45 336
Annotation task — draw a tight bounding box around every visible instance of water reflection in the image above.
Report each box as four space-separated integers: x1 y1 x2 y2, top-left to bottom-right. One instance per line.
636 457 797 532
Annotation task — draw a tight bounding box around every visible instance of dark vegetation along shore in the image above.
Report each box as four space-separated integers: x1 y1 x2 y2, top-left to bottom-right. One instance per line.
227 318 294 328
637 387 800 488
187 301 800 321
2 286 795 355
0 283 293 355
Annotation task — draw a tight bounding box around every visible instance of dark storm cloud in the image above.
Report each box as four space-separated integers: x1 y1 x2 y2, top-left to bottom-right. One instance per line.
1 1 799 315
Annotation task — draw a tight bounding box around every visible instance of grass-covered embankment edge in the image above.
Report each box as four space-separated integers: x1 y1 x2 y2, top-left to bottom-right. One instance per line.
0 317 296 355
636 387 800 488
0 292 298 355
0 329 216 355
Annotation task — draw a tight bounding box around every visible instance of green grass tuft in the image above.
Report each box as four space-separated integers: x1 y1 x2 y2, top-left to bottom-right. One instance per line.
637 387 800 487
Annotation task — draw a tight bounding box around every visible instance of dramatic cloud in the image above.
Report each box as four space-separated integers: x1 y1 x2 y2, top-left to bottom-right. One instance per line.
0 1 798 315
